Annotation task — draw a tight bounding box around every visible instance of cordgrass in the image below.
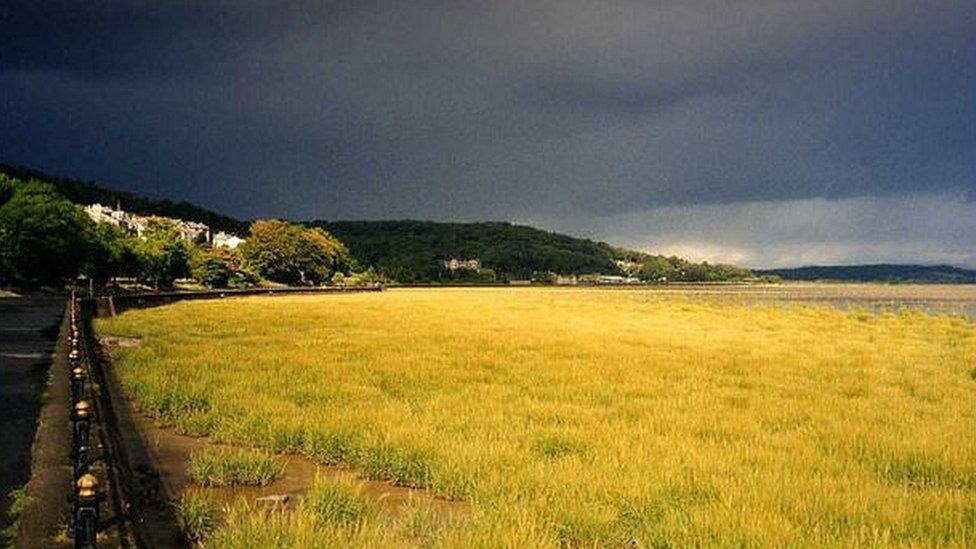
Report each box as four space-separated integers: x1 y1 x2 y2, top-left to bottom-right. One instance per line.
97 288 976 546
301 476 374 528
186 447 285 487
175 490 220 543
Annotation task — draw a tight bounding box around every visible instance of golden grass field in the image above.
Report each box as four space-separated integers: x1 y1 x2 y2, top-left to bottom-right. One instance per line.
96 288 976 547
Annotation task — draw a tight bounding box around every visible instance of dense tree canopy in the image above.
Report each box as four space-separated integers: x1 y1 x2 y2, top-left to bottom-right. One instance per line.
0 173 357 290
189 246 259 289
240 220 348 285
84 223 142 284
610 249 752 282
133 219 191 289
0 175 15 206
0 178 96 287
0 173 263 290
313 220 753 283
313 220 620 283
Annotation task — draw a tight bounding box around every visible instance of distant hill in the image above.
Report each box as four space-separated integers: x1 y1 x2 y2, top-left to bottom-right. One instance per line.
311 220 623 282
311 219 754 283
0 164 249 234
1 163 753 283
757 264 976 283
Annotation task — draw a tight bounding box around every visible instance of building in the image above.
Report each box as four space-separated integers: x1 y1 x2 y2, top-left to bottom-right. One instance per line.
579 274 642 285
83 202 227 246
443 258 481 271
614 259 640 271
83 203 126 228
175 220 211 243
554 275 579 285
213 231 245 250
126 214 152 238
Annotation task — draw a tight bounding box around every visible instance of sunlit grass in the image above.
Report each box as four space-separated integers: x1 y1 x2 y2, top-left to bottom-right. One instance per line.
175 490 220 543
190 475 454 548
186 447 285 487
301 476 375 528
98 288 976 546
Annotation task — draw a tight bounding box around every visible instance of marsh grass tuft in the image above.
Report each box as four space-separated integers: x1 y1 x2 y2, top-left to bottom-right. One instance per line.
532 435 586 459
360 443 433 487
187 447 285 487
176 490 221 543
301 477 374 528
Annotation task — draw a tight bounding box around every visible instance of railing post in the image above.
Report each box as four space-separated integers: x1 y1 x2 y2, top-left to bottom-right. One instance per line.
71 366 86 403
72 400 92 478
72 473 101 549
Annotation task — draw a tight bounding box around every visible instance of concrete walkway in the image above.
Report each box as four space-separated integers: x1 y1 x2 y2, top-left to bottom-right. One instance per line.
0 295 63 529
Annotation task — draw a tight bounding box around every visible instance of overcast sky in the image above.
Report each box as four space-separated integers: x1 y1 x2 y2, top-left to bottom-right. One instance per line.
2 1 974 267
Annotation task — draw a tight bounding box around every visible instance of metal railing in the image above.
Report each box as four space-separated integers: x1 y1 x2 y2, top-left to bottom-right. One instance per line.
67 294 104 548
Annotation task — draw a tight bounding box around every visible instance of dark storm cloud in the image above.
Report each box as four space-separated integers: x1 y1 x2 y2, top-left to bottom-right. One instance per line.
2 1 322 77
1 1 974 265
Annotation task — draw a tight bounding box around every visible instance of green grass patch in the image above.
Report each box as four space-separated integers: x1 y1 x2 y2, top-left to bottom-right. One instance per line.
1 488 31 546
176 490 221 543
301 477 375 528
532 434 587 459
186 447 285 487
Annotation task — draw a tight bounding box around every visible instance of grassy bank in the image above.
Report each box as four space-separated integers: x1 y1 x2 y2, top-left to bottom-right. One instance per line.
97 288 976 546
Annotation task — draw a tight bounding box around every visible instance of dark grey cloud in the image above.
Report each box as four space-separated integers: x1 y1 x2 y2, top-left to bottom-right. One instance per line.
1 1 974 265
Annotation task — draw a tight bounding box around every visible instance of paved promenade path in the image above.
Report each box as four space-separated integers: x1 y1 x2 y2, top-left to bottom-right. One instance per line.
0 294 63 529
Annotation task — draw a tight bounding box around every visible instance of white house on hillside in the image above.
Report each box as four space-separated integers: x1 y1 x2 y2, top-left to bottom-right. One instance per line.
443 258 481 271
213 231 245 249
84 203 127 228
83 202 223 245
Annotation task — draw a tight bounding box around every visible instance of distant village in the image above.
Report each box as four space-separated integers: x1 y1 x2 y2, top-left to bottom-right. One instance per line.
83 203 245 250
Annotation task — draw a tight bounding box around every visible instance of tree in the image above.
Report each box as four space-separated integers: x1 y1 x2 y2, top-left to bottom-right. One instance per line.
0 179 95 288
634 256 679 282
134 219 190 289
84 223 141 285
300 227 349 284
189 246 259 288
239 220 304 285
189 245 231 288
240 220 348 285
0 174 16 206
332 267 380 286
